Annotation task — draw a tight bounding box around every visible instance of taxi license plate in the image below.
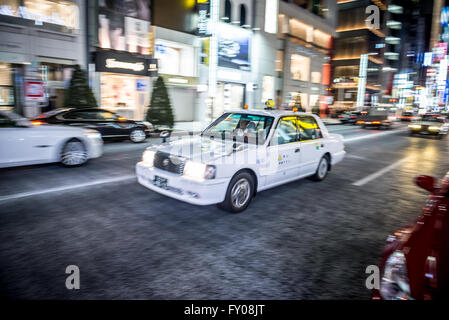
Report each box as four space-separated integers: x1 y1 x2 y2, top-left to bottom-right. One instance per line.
153 175 168 189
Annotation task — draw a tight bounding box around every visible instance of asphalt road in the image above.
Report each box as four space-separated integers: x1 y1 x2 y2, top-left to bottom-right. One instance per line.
1 123 448 299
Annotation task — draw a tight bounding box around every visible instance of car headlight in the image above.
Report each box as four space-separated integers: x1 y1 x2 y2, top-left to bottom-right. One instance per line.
142 150 156 166
428 126 441 131
380 251 412 300
183 161 216 180
84 131 102 140
143 121 153 129
408 124 421 129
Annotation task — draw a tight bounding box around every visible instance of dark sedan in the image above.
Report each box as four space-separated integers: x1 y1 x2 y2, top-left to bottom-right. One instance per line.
32 108 153 143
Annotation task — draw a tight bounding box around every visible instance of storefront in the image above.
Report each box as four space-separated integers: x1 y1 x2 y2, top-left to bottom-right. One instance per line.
94 50 155 120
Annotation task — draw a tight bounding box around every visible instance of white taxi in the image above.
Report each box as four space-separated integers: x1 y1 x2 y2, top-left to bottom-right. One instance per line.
136 110 345 212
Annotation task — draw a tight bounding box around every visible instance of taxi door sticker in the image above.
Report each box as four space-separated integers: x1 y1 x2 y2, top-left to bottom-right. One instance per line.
278 154 289 165
314 142 320 150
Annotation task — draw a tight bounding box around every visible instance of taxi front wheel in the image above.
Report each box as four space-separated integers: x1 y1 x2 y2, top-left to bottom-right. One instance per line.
310 156 330 182
218 171 255 213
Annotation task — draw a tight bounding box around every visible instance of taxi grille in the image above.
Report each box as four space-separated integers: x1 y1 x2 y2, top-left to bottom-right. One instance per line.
153 151 186 175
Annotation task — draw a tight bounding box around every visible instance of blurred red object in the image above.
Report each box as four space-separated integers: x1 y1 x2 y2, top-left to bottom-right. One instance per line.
373 172 449 300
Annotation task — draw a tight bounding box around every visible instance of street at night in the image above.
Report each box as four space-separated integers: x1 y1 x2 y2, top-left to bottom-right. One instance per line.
1 124 447 299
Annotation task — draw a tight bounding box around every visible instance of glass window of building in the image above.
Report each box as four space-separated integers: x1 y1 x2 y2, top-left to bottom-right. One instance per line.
0 63 14 109
262 75 275 103
239 4 246 26
22 0 80 29
311 71 321 84
224 0 232 22
290 54 310 82
154 40 195 77
275 50 284 71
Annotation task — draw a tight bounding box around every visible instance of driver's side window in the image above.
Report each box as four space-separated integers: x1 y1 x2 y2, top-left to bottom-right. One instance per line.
0 114 16 128
272 117 299 145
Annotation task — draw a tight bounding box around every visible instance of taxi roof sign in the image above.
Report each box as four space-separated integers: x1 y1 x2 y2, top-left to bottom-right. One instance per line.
265 99 274 108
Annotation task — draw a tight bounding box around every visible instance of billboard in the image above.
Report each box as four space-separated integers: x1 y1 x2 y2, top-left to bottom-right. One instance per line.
217 23 250 71
98 0 151 55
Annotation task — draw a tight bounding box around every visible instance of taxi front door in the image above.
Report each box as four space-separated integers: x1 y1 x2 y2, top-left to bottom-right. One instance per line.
265 117 301 186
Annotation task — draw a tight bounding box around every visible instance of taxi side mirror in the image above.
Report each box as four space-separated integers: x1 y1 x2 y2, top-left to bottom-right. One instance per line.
414 175 437 193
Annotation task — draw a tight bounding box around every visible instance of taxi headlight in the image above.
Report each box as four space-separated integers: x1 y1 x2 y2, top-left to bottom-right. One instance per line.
380 251 412 300
183 161 216 180
408 124 421 129
142 150 155 166
428 126 441 131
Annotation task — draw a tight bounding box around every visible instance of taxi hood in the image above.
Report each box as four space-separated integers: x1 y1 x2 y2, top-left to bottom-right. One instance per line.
149 136 258 163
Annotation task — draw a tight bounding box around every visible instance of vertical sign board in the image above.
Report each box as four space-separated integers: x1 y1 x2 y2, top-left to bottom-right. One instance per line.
25 81 45 102
197 0 211 37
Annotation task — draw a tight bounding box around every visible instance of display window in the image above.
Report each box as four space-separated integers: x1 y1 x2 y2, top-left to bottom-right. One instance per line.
100 72 149 120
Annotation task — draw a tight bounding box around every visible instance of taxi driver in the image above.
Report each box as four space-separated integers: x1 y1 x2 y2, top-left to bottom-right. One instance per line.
234 119 256 137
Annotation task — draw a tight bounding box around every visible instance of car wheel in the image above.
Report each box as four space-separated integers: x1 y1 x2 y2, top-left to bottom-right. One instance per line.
310 156 329 182
61 139 88 167
218 171 254 213
130 128 146 143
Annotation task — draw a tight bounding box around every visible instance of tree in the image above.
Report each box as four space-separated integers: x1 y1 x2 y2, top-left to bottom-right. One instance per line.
63 64 98 109
146 76 174 130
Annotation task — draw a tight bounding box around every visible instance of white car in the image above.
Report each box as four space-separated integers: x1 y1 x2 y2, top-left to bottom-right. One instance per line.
136 110 346 212
0 111 103 168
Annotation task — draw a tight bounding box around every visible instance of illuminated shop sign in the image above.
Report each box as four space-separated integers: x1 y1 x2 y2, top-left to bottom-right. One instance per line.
0 0 79 29
106 59 145 72
95 51 157 77
217 23 251 71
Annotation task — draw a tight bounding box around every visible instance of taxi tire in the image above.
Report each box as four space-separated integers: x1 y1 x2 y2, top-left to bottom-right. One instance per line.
218 171 255 213
310 155 329 182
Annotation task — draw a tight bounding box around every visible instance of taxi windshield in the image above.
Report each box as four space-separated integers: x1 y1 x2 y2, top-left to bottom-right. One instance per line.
202 113 275 145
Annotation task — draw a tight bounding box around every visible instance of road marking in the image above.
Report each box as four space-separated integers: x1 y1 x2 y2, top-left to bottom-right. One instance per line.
344 128 406 143
345 154 367 160
0 175 136 202
352 156 414 187
328 126 360 132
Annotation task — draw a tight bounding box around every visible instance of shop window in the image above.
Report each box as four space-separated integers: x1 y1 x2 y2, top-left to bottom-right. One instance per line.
239 4 246 26
224 0 232 22
290 54 310 82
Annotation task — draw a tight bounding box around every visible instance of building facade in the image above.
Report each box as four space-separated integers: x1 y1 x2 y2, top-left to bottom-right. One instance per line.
88 0 155 121
0 0 86 117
